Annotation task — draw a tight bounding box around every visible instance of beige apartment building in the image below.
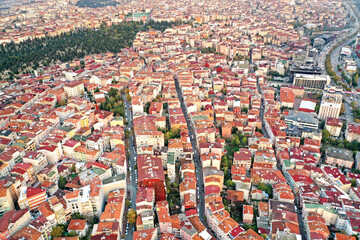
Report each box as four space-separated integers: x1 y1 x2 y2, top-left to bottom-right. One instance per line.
325 118 343 137
318 85 343 120
64 81 85 98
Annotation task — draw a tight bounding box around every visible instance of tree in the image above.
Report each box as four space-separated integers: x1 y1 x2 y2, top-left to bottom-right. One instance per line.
108 88 118 97
127 209 137 225
155 94 161 101
225 179 235 189
89 216 100 225
322 129 331 143
126 93 131 102
144 102 151 113
125 129 130 139
163 103 168 114
233 136 240 146
50 226 65 239
353 73 359 86
59 99 67 106
258 182 273 198
241 107 248 114
71 164 76 173
221 155 229 169
71 213 85 219
241 137 248 146
255 127 263 134
58 176 67 190
244 224 257 231
67 231 78 237
125 199 131 208
94 87 100 93
351 178 357 187
268 70 280 77
340 103 345 114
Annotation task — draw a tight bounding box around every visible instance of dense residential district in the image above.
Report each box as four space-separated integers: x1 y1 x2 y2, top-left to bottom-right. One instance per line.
2 0 360 240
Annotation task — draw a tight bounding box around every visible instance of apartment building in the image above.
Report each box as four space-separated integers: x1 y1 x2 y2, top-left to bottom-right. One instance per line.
18 187 47 211
0 209 31 239
64 81 85 98
318 86 343 120
0 186 15 217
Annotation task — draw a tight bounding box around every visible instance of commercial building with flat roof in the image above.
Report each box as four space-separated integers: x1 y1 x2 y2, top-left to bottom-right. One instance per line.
326 147 354 168
285 110 319 130
293 74 330 89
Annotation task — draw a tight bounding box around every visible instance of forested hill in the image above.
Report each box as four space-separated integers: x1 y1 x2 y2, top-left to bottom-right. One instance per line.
75 0 119 8
0 20 183 78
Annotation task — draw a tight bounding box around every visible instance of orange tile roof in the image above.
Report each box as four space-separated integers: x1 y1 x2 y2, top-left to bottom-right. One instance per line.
218 217 238 234
258 202 269 213
170 215 180 230
38 202 54 218
234 229 264 240
133 228 157 240
243 205 253 215
11 226 42 240
68 219 87 231
100 202 123 221
335 233 356 240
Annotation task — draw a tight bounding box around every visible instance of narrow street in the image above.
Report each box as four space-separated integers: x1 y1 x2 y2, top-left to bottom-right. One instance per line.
174 75 214 235
123 92 138 240
257 78 270 139
294 197 307 240
257 68 308 239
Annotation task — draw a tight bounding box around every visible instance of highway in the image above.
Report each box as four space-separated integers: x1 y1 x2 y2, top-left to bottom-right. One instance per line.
318 2 360 77
317 1 360 123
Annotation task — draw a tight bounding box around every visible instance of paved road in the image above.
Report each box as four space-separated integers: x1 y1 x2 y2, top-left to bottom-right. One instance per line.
344 97 356 123
257 78 270 139
123 92 138 240
329 32 356 86
328 2 360 83
174 75 214 236
317 2 360 76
